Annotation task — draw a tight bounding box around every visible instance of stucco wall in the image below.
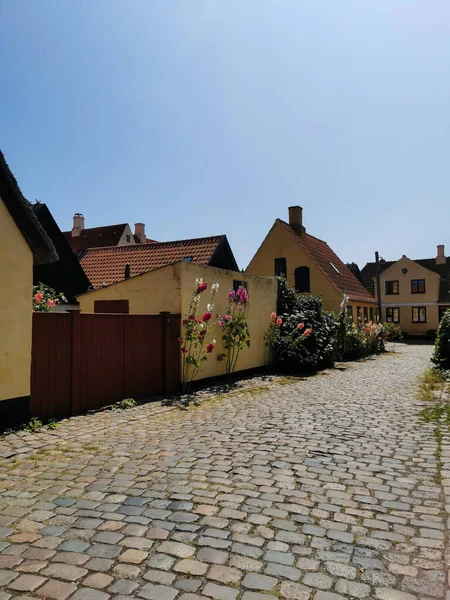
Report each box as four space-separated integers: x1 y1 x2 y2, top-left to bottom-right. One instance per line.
78 262 278 382
378 256 441 335
178 262 277 380
0 197 33 402
118 224 137 246
246 220 372 319
78 263 181 314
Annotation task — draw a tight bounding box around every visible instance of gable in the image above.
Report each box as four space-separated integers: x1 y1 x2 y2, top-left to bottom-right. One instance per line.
32 204 91 303
0 151 57 264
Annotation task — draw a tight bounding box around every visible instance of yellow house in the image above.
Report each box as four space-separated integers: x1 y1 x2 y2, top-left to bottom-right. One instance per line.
361 248 450 336
78 260 277 382
0 151 57 427
246 206 376 321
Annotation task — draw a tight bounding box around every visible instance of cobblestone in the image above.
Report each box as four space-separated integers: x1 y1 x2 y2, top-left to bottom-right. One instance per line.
0 344 448 599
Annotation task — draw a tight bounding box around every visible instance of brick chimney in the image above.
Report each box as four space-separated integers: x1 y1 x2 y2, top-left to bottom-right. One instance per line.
437 244 446 265
72 213 85 237
134 223 146 244
288 206 306 236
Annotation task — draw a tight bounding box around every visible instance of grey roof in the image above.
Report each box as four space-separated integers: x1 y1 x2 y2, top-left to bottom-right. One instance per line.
0 150 58 265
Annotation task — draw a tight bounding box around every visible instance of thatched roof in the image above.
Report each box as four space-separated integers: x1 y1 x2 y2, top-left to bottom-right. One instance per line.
0 150 57 265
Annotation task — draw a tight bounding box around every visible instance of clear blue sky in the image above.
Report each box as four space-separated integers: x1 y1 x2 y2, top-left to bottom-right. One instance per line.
1 1 449 269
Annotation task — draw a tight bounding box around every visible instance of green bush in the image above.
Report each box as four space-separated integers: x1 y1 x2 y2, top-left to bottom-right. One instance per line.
336 297 401 360
266 278 336 371
432 310 450 371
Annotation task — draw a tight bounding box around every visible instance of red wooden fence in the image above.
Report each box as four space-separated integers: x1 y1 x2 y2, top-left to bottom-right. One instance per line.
31 311 181 419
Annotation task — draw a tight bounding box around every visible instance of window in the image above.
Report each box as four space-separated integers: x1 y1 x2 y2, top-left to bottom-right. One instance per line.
385 281 399 295
411 279 425 294
330 262 340 275
233 280 247 292
363 307 369 322
347 305 353 319
356 306 362 320
294 266 311 293
274 258 287 277
369 307 374 322
126 234 131 242
412 307 426 323
386 308 400 323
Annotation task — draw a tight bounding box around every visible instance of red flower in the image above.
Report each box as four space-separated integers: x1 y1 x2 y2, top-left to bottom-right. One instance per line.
182 319 188 326
276 317 283 327
189 315 196 320
33 292 43 303
202 312 212 322
270 312 277 322
303 328 312 337
181 347 188 354
297 322 304 330
197 282 208 294
206 343 215 353
46 299 57 308
177 337 183 343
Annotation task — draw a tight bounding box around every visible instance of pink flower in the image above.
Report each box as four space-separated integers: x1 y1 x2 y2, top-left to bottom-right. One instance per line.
188 315 196 321
197 282 208 294
297 322 304 330
270 312 277 322
218 320 224 327
276 317 283 327
236 287 249 304
181 347 188 354
303 328 312 337
224 315 232 321
177 337 183 343
46 299 57 308
206 343 215 353
34 292 43 303
227 290 236 300
202 312 212 322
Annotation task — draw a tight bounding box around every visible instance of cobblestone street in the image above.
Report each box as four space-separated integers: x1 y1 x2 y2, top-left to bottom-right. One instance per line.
1 343 449 600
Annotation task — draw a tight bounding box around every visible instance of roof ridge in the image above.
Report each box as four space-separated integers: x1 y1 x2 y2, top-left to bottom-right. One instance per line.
82 234 225 253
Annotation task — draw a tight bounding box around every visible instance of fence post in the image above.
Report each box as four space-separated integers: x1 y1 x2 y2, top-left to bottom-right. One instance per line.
70 310 82 416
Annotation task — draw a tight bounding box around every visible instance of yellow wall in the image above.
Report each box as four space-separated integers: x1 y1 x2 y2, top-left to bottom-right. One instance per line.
78 261 278 382
377 256 441 335
0 197 33 402
246 220 374 320
78 263 181 314
178 262 277 380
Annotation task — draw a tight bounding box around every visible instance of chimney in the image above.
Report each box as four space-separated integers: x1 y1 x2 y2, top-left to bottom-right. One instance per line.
72 213 85 237
437 244 446 265
288 206 306 236
134 223 146 244
124 264 130 279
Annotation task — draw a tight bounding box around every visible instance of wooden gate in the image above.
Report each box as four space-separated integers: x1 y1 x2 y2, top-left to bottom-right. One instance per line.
31 311 180 419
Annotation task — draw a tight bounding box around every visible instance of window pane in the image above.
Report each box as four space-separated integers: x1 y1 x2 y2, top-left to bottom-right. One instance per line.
347 306 353 319
274 258 287 277
294 267 311 293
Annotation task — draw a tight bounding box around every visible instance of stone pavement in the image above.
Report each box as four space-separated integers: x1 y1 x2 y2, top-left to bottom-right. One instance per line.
0 343 449 600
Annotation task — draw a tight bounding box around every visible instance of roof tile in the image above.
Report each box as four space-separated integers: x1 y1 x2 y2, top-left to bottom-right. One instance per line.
279 220 375 303
80 235 224 288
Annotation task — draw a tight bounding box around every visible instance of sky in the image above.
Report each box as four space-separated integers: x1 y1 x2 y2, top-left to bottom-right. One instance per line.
1 0 450 270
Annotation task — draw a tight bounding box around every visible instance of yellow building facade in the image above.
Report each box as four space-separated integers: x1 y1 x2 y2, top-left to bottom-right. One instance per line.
378 256 449 336
0 151 57 426
78 260 278 381
0 198 33 403
247 207 376 321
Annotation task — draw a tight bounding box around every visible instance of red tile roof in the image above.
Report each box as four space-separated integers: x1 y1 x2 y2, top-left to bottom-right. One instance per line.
279 220 375 303
80 235 225 288
63 224 129 255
